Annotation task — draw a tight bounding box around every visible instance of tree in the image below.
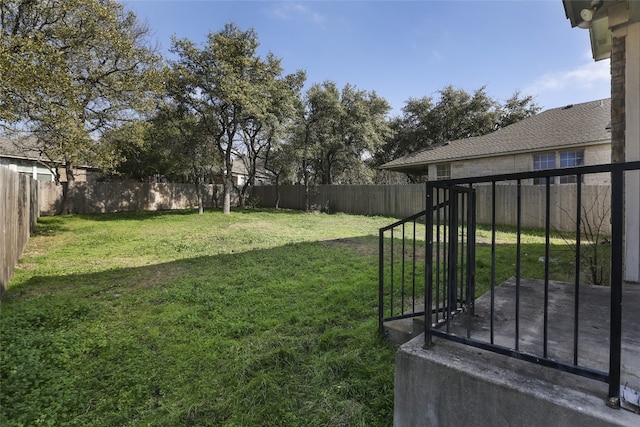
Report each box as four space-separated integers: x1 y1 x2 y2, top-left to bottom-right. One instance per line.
170 23 300 214
235 70 306 208
150 107 218 214
496 91 541 129
0 0 161 185
100 119 166 181
263 140 299 209
373 86 540 182
290 81 391 208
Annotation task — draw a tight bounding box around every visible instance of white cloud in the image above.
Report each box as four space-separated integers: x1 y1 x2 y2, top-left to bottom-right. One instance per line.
267 2 324 24
525 59 610 95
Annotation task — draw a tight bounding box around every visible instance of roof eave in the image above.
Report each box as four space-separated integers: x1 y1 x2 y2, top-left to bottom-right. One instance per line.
380 138 611 173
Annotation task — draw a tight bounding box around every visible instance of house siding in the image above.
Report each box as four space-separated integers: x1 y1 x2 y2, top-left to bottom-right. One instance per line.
0 157 54 181
428 143 611 185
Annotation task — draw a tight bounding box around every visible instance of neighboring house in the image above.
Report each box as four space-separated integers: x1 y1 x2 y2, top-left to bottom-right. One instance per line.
381 98 612 185
0 137 98 183
0 137 55 182
229 157 273 187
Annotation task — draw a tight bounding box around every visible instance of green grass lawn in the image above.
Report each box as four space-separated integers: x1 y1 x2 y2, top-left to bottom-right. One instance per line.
0 209 610 426
1 210 398 427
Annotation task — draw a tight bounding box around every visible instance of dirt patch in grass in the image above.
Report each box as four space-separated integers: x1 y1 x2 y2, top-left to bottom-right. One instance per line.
321 237 381 257
135 263 188 289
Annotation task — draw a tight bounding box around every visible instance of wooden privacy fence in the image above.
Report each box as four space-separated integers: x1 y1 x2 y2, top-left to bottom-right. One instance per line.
1 166 38 299
34 180 612 233
251 183 612 234
251 184 428 219
38 181 233 215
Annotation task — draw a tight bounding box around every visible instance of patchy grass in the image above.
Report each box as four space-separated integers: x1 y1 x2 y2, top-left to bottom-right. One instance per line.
1 209 611 426
1 210 397 426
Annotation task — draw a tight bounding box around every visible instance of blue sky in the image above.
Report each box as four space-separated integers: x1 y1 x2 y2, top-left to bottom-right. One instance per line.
123 0 611 117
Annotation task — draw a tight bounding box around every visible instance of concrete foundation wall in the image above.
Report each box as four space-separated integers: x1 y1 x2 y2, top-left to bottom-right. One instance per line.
394 336 638 427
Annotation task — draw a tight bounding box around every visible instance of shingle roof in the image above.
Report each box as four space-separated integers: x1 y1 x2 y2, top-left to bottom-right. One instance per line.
0 137 49 161
381 98 611 172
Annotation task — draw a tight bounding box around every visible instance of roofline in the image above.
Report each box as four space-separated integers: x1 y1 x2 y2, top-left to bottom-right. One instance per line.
0 152 61 163
380 138 611 172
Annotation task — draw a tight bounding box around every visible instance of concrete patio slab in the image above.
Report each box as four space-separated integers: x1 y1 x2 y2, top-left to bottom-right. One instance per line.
393 279 640 426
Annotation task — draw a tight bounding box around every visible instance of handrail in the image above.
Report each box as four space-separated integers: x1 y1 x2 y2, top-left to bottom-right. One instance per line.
379 161 638 408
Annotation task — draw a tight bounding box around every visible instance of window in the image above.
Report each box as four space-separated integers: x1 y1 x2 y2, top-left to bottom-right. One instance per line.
533 151 585 184
559 150 584 184
533 153 555 185
436 163 451 180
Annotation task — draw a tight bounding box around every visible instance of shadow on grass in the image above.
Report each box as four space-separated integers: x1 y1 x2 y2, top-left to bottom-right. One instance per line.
69 207 310 222
1 237 396 427
32 216 71 236
74 208 203 222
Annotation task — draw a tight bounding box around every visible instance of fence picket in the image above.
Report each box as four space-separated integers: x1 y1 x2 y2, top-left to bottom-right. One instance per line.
1 166 38 299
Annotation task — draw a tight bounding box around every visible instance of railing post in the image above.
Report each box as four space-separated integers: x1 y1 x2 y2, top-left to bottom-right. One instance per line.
607 165 623 408
379 228 385 335
447 186 458 324
425 182 434 348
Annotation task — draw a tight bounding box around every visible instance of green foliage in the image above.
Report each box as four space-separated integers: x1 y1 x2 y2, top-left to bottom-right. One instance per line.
293 81 391 186
1 211 397 426
169 24 304 214
0 0 162 180
372 86 540 181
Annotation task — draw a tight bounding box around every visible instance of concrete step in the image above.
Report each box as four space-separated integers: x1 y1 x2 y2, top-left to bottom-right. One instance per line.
383 315 427 345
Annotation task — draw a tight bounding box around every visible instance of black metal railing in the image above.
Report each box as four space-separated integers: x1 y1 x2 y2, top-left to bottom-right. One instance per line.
379 161 640 408
378 209 428 333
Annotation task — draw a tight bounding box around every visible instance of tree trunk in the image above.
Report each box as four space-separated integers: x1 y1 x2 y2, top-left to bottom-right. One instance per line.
58 163 76 215
222 176 232 214
303 163 310 211
195 179 204 214
238 183 247 209
274 174 280 209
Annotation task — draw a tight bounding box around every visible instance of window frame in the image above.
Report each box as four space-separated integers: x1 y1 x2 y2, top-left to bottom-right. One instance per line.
532 150 585 185
558 150 585 184
533 152 556 185
436 163 451 181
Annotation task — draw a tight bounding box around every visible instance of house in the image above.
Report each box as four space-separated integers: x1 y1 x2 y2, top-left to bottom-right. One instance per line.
0 137 55 182
0 137 98 183
390 2 640 426
563 0 640 285
380 98 612 185
228 157 273 187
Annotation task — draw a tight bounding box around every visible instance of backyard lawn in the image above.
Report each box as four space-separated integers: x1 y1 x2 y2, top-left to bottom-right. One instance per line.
1 210 398 426
0 209 607 426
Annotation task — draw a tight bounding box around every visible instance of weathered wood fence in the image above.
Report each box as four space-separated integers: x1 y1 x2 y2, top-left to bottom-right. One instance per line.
2 179 612 297
34 181 612 234
38 181 233 215
1 166 38 299
251 183 612 234
251 184 427 219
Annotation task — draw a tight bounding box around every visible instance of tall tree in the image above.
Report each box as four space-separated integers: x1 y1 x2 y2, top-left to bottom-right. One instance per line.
263 139 299 209
100 119 166 181
150 106 218 214
170 23 300 214
292 81 391 207
373 86 540 182
235 70 306 207
496 91 541 128
0 0 161 185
